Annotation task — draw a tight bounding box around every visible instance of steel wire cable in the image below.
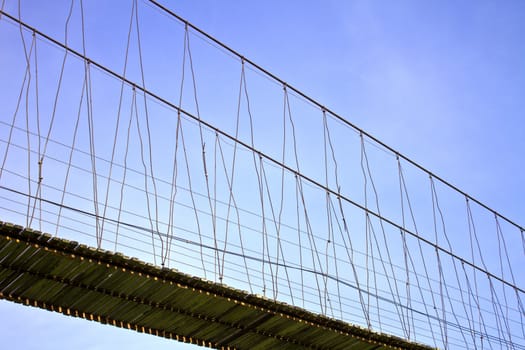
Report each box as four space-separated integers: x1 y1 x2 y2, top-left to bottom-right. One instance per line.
1 185 524 349
2 168 520 346
1 134 520 330
2 124 520 340
144 0 524 237
0 192 518 348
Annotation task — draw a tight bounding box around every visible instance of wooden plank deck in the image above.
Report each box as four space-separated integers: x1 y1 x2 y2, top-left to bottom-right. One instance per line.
0 221 434 350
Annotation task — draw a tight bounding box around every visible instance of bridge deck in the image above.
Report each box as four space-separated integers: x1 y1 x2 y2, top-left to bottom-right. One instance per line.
0 221 433 350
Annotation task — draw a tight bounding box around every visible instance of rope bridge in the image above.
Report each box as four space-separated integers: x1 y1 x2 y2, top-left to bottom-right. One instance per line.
0 1 523 349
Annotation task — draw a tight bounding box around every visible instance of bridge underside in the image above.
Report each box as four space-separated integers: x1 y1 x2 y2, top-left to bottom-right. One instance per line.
0 221 432 350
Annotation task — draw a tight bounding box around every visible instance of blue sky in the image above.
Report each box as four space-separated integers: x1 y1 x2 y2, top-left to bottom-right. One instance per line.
1 0 524 349
157 0 525 221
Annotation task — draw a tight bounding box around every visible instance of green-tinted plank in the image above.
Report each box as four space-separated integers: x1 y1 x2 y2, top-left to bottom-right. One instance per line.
0 222 436 350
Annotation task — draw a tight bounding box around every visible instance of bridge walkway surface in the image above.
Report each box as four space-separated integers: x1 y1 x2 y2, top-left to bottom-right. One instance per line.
0 221 433 350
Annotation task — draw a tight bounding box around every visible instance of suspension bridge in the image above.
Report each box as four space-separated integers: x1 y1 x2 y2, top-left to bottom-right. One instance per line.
0 1 524 349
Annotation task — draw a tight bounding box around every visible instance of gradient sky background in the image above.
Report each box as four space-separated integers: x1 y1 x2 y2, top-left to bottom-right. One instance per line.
1 0 524 349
